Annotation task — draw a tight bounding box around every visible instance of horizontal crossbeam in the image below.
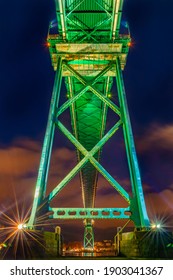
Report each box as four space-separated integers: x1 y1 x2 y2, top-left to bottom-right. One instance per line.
49 207 131 219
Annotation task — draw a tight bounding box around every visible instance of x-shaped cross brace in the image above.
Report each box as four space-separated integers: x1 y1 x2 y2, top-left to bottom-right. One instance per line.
48 60 130 203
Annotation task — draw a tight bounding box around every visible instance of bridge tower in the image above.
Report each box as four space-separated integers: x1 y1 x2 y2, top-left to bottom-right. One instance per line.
27 0 150 249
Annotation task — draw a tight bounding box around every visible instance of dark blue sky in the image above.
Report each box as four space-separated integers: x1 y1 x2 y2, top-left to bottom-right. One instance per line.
0 0 55 142
0 0 173 140
0 0 173 240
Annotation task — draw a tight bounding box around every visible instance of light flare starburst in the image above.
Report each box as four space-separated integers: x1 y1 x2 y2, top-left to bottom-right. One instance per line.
0 190 55 259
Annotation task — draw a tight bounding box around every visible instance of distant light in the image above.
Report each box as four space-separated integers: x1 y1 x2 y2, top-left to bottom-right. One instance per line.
127 41 132 47
107 93 112 98
151 222 162 230
46 42 51 48
17 223 24 230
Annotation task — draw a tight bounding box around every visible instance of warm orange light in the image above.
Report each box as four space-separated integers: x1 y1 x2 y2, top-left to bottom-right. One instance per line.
46 42 51 48
127 41 132 47
151 224 156 229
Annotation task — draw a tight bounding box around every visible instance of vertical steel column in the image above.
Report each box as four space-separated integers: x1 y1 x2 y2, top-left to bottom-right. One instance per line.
115 57 150 228
84 220 94 249
27 58 62 228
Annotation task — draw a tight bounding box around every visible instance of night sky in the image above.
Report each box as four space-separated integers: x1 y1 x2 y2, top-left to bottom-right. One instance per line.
0 0 173 242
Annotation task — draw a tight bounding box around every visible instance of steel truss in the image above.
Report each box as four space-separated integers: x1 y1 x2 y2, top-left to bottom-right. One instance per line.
27 0 150 249
27 56 150 245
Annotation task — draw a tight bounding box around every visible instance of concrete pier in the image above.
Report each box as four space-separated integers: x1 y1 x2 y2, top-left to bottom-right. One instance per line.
114 230 173 258
44 227 62 258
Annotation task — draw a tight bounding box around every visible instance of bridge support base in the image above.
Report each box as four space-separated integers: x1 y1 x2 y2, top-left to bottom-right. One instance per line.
114 230 173 258
24 229 62 259
44 230 62 258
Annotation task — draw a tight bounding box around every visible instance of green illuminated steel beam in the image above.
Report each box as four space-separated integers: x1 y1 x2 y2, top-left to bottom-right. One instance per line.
111 0 124 40
84 222 94 249
57 62 114 117
63 63 121 115
55 0 68 40
80 16 112 42
49 207 131 219
48 156 88 201
115 57 150 227
66 17 99 43
47 118 129 202
66 0 85 18
27 58 62 228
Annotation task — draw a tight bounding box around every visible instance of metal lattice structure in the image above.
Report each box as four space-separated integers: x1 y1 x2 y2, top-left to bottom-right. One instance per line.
27 0 150 249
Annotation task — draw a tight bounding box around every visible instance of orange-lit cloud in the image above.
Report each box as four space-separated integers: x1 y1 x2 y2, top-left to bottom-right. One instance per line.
0 138 76 206
137 123 173 153
0 137 173 239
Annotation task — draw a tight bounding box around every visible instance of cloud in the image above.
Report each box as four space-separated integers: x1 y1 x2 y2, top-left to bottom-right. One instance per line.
135 122 173 192
145 188 173 227
0 138 40 177
0 138 76 207
0 137 173 241
137 123 173 153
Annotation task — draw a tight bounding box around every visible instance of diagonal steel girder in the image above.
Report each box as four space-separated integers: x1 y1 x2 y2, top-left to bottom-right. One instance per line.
66 0 85 18
67 74 112 208
60 62 120 116
66 17 98 43
80 16 112 42
56 62 115 117
95 0 112 17
48 119 130 202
